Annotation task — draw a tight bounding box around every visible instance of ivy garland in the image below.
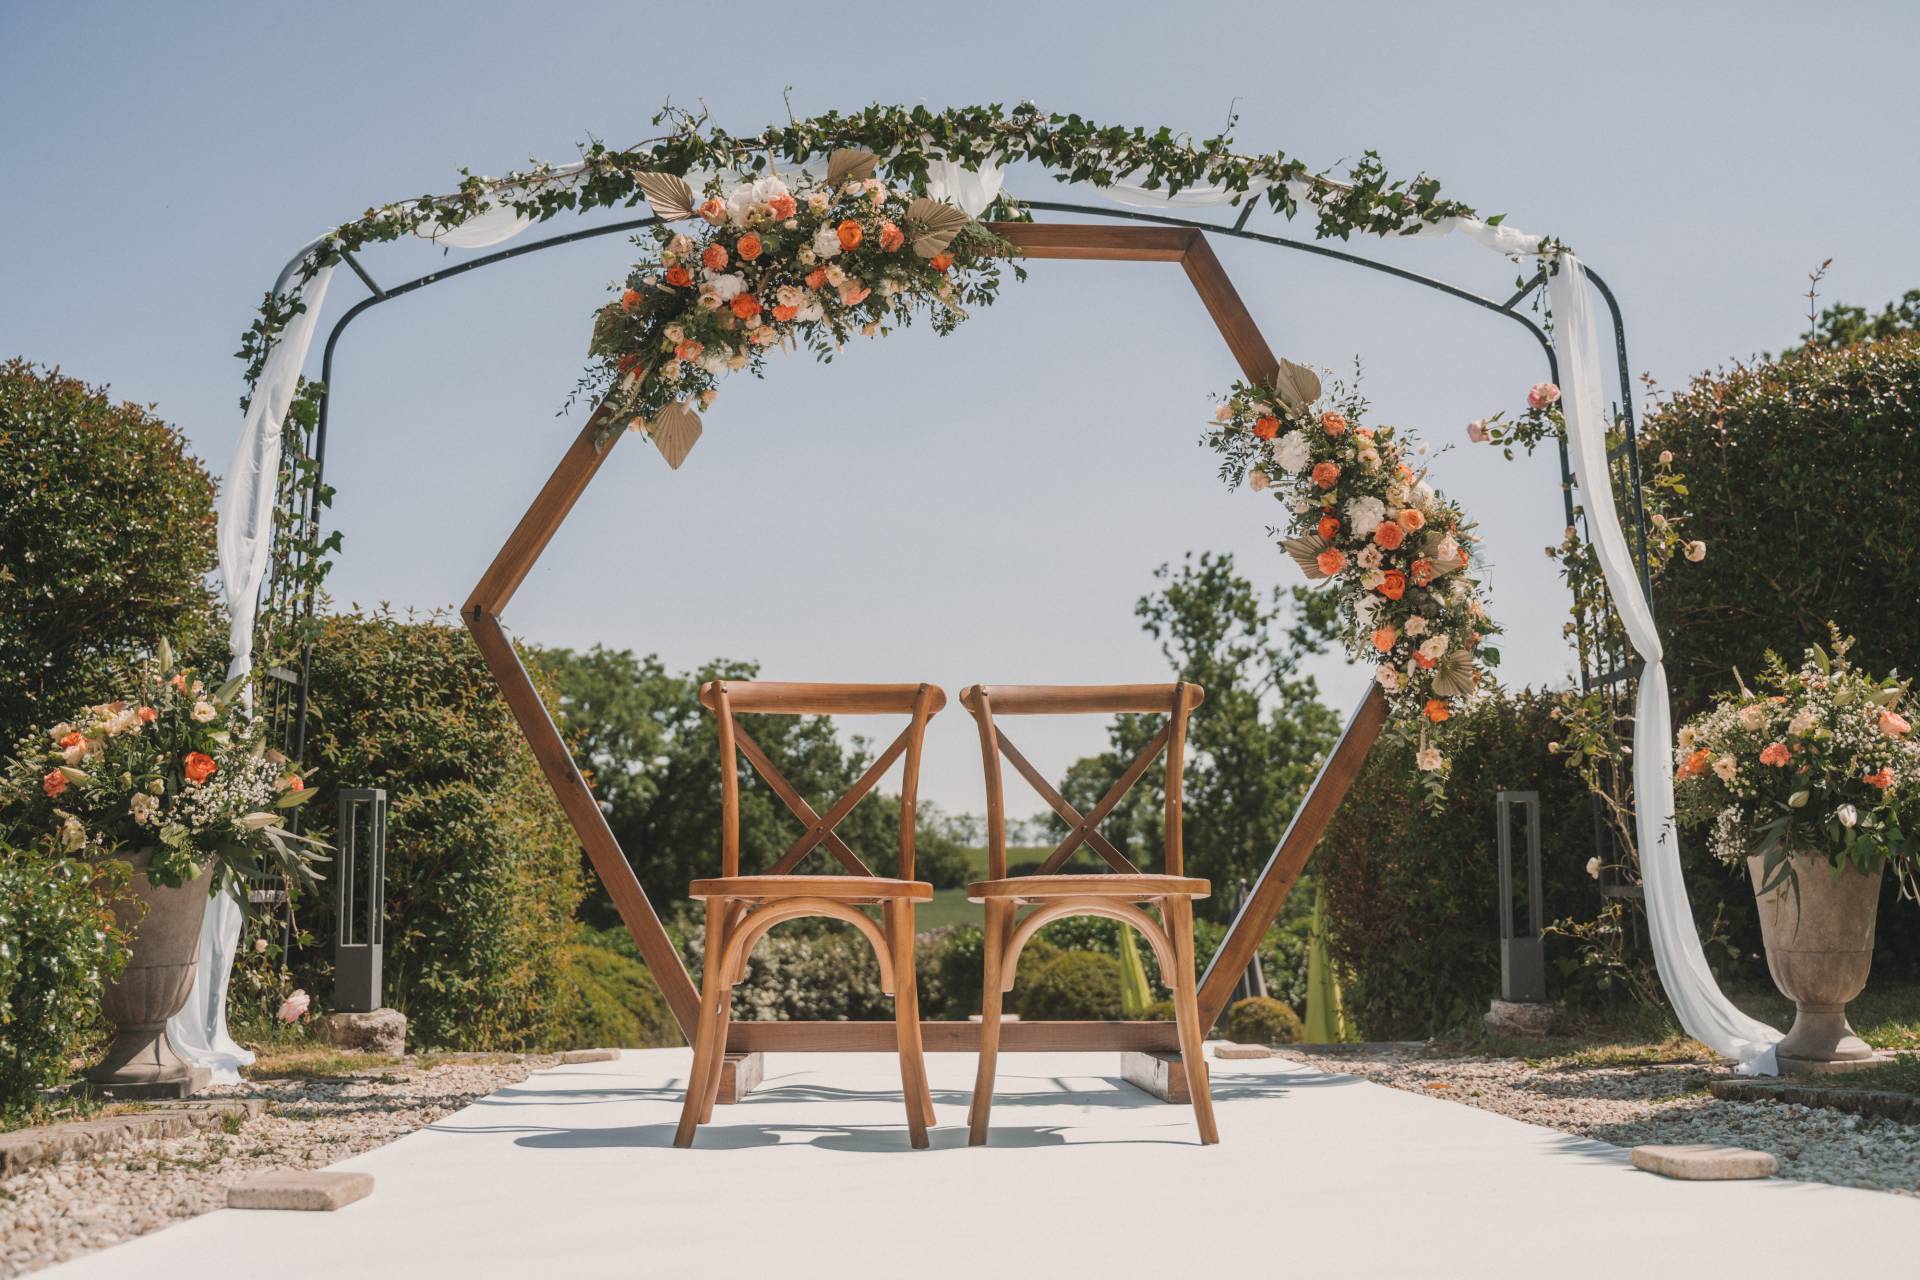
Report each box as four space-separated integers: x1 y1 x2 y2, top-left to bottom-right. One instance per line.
238 101 1501 406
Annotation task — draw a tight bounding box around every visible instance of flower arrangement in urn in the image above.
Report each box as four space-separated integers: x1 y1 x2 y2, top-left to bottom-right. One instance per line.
1673 628 1917 1068
0 640 326 1095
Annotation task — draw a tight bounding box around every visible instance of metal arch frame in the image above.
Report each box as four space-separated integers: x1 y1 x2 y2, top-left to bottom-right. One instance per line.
268 200 1652 1048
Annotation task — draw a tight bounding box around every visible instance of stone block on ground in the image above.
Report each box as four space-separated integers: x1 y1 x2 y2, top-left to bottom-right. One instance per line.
1483 1000 1559 1037
228 1170 374 1211
317 1008 407 1056
1631 1144 1778 1181
1119 1050 1195 1103
1212 1042 1274 1060
559 1048 618 1064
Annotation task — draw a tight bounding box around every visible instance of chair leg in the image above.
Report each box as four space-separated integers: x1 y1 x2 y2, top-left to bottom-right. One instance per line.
675 901 732 1149
1165 896 1220 1145
700 992 732 1124
888 901 933 1148
968 898 1011 1146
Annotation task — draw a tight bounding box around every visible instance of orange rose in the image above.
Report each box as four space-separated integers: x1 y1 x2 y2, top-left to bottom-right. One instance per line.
620 289 641 311
1253 416 1280 440
1413 652 1437 670
804 267 828 290
1373 521 1405 551
1321 411 1347 437
769 193 797 219
1864 768 1894 789
1316 515 1340 541
773 304 800 322
286 775 305 792
665 265 693 287
1376 570 1407 600
736 232 763 261
698 197 727 224
137 706 156 723
1315 548 1348 576
730 293 761 320
1410 558 1436 587
879 221 905 252
1758 742 1790 767
1311 461 1341 490
58 730 84 749
1371 626 1398 653
42 769 66 798
836 219 864 251
674 340 702 361
1398 507 1426 532
1676 747 1712 780
183 751 218 784
702 243 729 271
1424 698 1451 723
930 252 953 273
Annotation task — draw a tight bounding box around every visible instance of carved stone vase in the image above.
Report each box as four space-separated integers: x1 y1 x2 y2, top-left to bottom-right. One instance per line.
87 851 214 1098
1747 851 1883 1071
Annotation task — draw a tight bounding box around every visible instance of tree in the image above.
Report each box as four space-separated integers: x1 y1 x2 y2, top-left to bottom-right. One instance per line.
1784 287 1920 357
0 360 220 747
1058 552 1343 919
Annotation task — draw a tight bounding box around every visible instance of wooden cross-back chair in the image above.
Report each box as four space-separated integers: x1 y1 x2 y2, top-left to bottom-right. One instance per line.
674 680 945 1150
960 682 1218 1145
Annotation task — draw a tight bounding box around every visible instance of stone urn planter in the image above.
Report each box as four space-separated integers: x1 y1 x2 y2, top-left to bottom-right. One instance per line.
1747 851 1883 1072
87 851 215 1098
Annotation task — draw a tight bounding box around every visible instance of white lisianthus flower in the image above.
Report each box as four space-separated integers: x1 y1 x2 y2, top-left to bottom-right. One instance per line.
811 226 843 259
1414 480 1437 510
700 352 730 376
1361 569 1387 592
191 701 217 723
806 190 831 213
1403 615 1428 637
1415 747 1444 772
1418 635 1449 661
667 233 695 258
1737 704 1766 731
1676 725 1696 751
1356 544 1383 570
1270 432 1312 475
797 302 825 323
1787 708 1817 737
825 265 848 287
1344 495 1387 537
1711 754 1738 783
1375 665 1402 692
130 792 157 826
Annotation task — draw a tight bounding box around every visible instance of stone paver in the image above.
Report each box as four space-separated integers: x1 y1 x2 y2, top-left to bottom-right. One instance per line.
228 1170 374 1211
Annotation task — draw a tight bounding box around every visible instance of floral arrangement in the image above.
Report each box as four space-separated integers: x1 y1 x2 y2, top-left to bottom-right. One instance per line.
1673 630 1918 894
580 155 1017 449
0 640 327 896
1205 361 1500 786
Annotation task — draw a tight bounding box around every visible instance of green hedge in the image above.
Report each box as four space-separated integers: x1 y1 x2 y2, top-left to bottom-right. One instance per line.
299 610 585 1049
1016 949 1124 1021
1224 996 1304 1045
552 929 681 1049
0 843 124 1113
0 360 220 749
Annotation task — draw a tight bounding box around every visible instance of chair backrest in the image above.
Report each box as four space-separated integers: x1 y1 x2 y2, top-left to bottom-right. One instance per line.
958 683 1205 880
700 681 945 881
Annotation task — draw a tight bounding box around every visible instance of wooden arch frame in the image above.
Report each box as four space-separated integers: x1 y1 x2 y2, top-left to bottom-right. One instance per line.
461 222 1390 1056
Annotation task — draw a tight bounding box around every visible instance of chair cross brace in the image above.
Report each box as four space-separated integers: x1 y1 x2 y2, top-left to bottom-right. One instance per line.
734 721 914 879
995 725 1176 877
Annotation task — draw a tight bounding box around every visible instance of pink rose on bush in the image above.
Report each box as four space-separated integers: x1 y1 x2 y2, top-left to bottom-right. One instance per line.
277 989 311 1023
1527 382 1561 409
1465 420 1489 443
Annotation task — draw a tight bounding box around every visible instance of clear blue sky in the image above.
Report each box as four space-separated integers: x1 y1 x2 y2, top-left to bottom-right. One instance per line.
4 1 1916 817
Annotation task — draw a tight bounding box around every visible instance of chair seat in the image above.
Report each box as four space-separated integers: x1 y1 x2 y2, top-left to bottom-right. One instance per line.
966 874 1209 902
688 875 934 902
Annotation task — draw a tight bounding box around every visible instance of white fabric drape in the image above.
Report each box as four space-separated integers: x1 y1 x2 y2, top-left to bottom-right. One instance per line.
1091 176 1782 1072
164 891 253 1081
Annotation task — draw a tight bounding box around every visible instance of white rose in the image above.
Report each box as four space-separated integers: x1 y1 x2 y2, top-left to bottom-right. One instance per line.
1418 636 1449 661
811 226 843 259
702 271 745 302
798 302 825 323
191 701 217 723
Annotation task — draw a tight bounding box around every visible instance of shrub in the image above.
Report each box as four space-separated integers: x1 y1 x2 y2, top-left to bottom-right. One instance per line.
917 925 984 1020
1138 998 1175 1021
1017 950 1124 1021
551 930 681 1050
1224 996 1304 1046
1319 689 1609 1039
0 843 124 1113
0 361 220 749
298 609 585 1049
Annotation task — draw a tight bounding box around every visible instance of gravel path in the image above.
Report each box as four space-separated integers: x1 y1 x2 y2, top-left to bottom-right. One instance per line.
1274 1045 1920 1196
0 1056 545 1278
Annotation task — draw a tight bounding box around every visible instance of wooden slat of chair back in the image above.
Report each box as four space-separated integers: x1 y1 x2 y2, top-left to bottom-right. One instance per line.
702 680 943 881
959 683 1204 881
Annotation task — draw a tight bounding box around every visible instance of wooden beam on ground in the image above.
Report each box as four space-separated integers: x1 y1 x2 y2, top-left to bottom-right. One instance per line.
715 1052 764 1104
1195 685 1388 1030
1119 1050 1195 1104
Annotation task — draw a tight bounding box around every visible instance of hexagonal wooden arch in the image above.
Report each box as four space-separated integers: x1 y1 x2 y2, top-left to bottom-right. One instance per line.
461 223 1389 1055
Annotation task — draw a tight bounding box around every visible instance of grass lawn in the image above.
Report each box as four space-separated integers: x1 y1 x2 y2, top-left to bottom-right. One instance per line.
916 846 1056 935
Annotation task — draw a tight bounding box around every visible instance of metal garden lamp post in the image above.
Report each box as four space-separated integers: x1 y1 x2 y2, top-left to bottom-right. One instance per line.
317 788 408 1055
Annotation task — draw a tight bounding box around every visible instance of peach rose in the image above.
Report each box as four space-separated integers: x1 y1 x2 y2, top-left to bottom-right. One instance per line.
1527 381 1561 409
1466 420 1490 443
1398 508 1426 532
1373 521 1405 551
1880 710 1912 737
805 267 828 290
1315 548 1348 577
1371 626 1398 653
1864 768 1894 790
702 243 728 270
665 265 693 287
1311 461 1341 490
878 221 904 252
1424 699 1451 724
838 282 871 306
836 220 864 251
730 293 761 320
1249 471 1270 492
1321 411 1347 437
736 232 763 261
183 751 217 784
1758 742 1790 767
699 198 727 225
42 769 67 798
769 193 797 220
